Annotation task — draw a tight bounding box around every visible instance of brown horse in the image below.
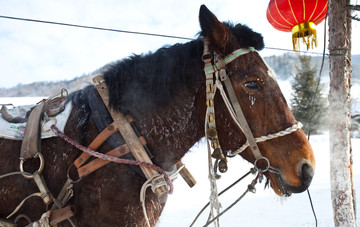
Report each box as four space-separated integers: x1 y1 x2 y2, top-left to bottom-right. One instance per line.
0 5 315 227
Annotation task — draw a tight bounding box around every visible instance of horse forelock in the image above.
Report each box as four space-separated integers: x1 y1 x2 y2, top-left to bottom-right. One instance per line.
224 22 265 51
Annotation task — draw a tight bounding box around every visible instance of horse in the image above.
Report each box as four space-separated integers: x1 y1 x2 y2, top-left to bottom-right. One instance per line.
0 5 315 227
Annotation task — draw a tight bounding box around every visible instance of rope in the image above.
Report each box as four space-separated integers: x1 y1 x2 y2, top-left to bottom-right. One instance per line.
230 122 303 156
140 166 185 227
189 168 256 227
204 125 221 227
202 172 262 227
0 171 32 179
50 124 174 194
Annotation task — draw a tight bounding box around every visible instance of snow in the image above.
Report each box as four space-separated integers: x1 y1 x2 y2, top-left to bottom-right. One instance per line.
159 133 360 227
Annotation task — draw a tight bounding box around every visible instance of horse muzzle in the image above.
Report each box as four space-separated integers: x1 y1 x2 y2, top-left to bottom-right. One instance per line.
270 160 315 196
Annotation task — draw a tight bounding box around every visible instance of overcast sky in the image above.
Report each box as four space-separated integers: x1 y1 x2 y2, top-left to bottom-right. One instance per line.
0 0 359 88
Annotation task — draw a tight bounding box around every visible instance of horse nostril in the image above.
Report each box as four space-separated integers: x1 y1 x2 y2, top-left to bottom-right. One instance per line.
298 162 314 186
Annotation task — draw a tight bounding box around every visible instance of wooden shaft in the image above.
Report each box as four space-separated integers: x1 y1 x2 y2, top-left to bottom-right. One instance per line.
49 205 76 225
74 122 118 168
93 75 168 198
176 161 196 188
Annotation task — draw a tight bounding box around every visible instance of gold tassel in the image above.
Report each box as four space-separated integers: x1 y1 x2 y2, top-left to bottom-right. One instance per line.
292 22 317 52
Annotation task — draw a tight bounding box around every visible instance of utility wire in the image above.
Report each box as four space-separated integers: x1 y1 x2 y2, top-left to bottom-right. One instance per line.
0 14 329 56
0 15 194 41
302 6 329 227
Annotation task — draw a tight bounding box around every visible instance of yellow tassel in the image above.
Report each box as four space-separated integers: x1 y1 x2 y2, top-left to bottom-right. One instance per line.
292 22 317 52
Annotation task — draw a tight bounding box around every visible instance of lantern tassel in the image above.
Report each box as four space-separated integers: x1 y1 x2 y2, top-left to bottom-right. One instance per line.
292 22 317 51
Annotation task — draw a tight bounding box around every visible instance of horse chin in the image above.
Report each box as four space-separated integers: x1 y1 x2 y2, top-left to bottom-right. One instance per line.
266 173 298 197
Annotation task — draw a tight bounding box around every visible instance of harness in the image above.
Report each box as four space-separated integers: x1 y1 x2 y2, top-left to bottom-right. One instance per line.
0 82 195 227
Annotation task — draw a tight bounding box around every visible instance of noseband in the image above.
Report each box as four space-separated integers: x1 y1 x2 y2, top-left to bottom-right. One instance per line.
202 39 302 173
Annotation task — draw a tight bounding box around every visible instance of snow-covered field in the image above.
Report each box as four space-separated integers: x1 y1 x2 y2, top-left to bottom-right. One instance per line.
159 134 360 227
0 79 359 226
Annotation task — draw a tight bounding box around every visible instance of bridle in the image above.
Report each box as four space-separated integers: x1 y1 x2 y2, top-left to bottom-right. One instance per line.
202 38 302 174
202 39 303 226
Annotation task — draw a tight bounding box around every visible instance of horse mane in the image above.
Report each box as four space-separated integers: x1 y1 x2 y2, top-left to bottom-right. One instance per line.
103 39 204 115
69 22 264 131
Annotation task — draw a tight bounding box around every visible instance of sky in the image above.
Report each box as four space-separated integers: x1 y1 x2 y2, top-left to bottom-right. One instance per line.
0 0 359 88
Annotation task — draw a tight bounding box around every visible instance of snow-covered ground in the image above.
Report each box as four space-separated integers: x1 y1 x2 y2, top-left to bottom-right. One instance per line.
159 134 360 227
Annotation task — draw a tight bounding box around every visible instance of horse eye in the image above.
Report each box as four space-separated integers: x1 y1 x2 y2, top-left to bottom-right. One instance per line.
244 81 262 91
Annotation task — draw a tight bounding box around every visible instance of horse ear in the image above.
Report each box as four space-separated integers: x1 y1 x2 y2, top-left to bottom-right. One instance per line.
199 5 232 54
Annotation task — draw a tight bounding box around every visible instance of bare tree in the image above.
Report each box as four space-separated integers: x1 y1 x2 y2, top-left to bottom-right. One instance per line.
328 0 356 225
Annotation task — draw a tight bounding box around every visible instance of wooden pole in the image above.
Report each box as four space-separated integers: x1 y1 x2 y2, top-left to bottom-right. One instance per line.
328 0 356 225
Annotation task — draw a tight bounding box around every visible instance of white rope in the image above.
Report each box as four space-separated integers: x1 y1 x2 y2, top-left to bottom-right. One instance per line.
204 75 222 226
140 165 185 227
230 122 303 155
205 129 221 227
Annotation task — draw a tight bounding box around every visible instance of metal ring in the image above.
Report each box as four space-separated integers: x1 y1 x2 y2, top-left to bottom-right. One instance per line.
254 156 270 173
19 153 45 179
61 88 68 97
66 163 82 184
41 117 57 132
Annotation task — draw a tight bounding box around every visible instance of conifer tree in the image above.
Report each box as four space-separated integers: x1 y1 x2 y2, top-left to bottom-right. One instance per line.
290 55 327 135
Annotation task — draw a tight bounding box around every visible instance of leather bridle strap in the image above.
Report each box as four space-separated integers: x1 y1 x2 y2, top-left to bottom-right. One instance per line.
204 45 263 161
218 67 263 160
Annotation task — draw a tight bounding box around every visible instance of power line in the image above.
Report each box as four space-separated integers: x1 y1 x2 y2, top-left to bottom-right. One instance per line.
0 14 328 56
0 15 194 41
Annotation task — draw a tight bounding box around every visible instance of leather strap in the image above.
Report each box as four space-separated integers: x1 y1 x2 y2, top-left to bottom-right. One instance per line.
20 102 44 160
220 69 263 160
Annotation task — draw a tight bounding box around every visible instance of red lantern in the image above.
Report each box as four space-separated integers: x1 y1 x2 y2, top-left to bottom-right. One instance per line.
266 0 328 51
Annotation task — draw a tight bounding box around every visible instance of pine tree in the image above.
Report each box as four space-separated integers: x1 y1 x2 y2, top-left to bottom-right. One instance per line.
290 55 327 135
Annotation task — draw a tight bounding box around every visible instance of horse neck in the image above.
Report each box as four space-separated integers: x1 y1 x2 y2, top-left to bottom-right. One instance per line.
137 90 204 170
132 43 206 171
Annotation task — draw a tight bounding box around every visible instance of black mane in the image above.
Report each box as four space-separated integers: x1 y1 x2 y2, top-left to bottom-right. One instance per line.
70 22 264 125
103 39 204 115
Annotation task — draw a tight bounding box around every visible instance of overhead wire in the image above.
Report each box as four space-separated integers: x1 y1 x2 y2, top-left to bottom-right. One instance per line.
0 14 329 56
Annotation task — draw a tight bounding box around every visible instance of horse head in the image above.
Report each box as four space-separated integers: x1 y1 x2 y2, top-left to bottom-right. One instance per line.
199 5 315 196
